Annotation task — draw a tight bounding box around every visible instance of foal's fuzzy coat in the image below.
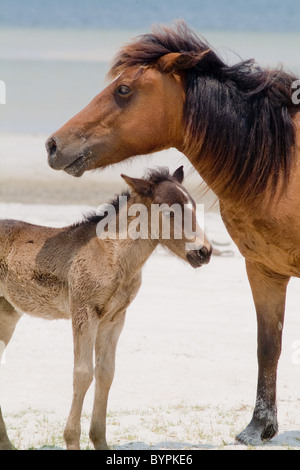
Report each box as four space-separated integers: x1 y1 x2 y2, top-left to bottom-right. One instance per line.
0 167 211 450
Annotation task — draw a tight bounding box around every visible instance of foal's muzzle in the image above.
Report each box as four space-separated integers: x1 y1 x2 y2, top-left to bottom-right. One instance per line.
187 245 212 268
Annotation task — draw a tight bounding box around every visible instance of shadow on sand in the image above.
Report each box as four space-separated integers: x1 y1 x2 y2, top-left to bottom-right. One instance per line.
34 430 300 450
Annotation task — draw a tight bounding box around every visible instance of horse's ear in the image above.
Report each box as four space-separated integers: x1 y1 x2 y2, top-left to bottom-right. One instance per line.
121 174 153 197
157 50 211 73
157 53 182 73
172 166 184 183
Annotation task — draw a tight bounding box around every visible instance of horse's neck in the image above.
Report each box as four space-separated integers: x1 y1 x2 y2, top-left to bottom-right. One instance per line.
184 150 271 213
182 109 300 212
116 236 158 276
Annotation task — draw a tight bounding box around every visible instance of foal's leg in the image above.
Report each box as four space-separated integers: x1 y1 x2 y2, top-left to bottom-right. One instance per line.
63 313 98 450
0 297 21 450
89 311 126 450
236 260 290 445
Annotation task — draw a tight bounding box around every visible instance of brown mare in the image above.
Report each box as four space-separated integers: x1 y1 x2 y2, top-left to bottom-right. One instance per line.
0 166 211 450
45 21 300 445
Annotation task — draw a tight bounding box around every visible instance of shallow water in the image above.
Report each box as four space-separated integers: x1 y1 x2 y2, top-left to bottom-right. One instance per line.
1 0 300 32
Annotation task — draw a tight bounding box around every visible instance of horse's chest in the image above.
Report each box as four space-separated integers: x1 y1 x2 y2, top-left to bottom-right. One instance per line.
221 210 300 276
102 271 142 319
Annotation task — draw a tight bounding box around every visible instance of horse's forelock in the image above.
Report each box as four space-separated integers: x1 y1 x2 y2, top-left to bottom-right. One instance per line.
107 20 214 79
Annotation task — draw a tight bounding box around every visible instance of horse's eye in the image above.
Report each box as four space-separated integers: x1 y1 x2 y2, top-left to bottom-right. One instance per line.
117 85 131 96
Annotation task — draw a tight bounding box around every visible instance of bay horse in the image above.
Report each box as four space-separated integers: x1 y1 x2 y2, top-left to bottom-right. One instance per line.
45 21 300 445
0 166 211 450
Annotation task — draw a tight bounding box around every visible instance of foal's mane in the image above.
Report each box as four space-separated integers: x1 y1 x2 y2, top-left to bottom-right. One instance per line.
108 21 300 202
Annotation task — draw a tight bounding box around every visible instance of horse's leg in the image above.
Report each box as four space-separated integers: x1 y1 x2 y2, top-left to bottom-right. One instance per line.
63 312 98 450
89 311 126 450
0 297 21 450
236 260 290 445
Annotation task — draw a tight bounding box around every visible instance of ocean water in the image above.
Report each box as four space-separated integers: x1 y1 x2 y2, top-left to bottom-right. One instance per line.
1 0 300 32
0 0 300 134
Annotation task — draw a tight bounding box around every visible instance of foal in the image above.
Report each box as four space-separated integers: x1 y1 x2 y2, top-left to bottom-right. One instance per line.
0 166 211 450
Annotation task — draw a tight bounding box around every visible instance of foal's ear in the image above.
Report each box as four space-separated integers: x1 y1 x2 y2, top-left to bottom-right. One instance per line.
121 174 153 197
172 166 184 184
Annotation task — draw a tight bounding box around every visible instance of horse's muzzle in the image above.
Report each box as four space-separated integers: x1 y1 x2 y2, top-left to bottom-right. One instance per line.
46 136 87 176
46 136 65 170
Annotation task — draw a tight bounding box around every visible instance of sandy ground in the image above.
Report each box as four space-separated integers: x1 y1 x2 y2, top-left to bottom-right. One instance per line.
0 134 300 450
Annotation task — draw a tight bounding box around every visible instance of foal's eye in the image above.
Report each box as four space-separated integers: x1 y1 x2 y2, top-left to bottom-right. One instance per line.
117 85 131 96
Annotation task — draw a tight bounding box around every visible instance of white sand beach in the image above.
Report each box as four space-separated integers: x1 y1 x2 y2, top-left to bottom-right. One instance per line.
0 133 300 450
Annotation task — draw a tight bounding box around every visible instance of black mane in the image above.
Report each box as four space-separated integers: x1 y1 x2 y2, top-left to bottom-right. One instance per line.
144 166 175 184
72 190 130 228
109 21 300 202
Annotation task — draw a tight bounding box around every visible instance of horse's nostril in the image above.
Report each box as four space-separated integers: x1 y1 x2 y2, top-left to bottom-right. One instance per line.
198 246 211 263
199 246 207 258
46 137 57 159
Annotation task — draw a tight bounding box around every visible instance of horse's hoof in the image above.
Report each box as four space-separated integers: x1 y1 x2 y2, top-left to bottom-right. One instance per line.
235 418 278 446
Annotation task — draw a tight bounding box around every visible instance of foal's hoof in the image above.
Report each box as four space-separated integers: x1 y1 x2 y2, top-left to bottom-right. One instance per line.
93 441 110 450
0 439 15 450
235 418 278 446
